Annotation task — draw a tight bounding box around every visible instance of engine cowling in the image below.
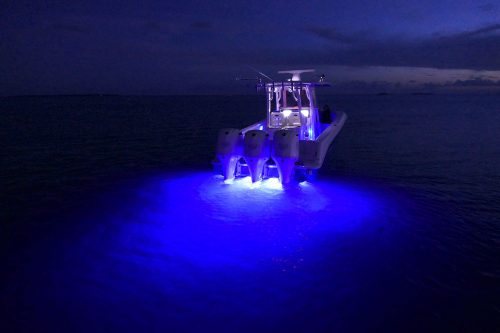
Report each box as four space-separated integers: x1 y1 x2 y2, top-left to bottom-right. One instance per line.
271 129 299 184
243 130 270 182
216 128 243 180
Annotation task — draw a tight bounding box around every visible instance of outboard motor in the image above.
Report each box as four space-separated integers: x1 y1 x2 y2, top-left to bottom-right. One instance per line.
271 129 299 184
243 130 270 182
216 128 243 180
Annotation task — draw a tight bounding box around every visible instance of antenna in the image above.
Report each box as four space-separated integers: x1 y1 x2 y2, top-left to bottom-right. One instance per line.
236 77 263 84
278 69 315 81
247 66 274 82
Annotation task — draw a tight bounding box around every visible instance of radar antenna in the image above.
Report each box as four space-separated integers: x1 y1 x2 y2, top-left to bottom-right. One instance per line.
278 69 315 81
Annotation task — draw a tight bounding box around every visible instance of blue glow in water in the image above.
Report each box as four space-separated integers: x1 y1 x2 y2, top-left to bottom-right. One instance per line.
107 171 382 269
7 171 413 332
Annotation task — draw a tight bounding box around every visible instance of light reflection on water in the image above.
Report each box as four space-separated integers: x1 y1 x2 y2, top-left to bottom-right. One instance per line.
106 172 383 269
6 173 499 332
11 171 399 332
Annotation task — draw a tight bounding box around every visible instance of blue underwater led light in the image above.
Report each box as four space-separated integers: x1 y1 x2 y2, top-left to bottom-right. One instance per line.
104 171 384 268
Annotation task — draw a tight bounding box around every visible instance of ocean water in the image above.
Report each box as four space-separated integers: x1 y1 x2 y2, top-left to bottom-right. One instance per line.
1 94 499 332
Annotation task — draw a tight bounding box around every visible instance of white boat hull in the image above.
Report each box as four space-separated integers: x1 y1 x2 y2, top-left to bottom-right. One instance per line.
214 111 347 183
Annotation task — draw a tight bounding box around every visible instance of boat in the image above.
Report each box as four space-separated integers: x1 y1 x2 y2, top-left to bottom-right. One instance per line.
214 69 347 184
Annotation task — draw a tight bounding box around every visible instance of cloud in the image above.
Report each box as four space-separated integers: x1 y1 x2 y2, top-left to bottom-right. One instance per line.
478 3 496 12
304 27 365 44
51 22 89 34
301 24 500 71
457 23 500 37
400 10 424 22
190 21 211 29
451 78 500 87
328 77 500 94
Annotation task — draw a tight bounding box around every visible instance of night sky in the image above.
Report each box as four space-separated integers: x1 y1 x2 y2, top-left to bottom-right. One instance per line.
1 0 499 95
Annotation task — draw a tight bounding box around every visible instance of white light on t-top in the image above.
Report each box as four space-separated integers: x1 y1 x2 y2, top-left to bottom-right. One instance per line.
282 109 292 117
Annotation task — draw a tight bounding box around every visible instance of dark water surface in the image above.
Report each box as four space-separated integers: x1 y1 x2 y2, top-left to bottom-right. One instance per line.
1 95 499 332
